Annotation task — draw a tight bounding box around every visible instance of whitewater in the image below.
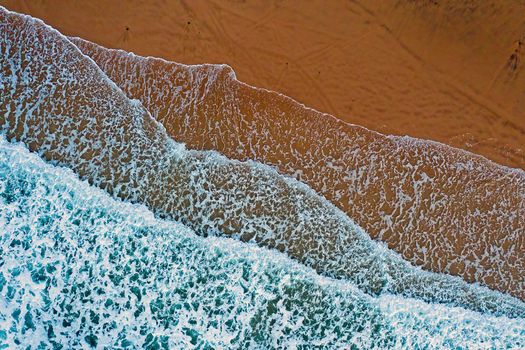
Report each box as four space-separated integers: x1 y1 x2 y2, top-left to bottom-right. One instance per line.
1 137 524 348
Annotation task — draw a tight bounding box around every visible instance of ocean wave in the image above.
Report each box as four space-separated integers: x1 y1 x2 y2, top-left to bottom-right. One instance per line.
1 137 524 349
0 7 524 320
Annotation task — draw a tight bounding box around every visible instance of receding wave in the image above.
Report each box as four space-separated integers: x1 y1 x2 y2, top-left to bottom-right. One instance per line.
68 35 525 301
1 7 524 321
1 137 525 348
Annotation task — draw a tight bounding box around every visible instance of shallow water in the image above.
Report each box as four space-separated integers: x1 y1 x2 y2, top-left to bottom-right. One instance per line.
1 138 525 349
2 8 525 319
71 36 525 300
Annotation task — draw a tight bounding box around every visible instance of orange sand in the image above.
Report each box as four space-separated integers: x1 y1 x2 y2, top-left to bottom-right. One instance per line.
1 0 524 169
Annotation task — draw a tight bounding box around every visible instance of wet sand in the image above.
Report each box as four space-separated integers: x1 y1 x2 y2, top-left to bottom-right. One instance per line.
1 0 524 169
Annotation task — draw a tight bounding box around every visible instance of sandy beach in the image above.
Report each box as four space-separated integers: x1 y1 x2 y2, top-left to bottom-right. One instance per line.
1 3 525 348
1 0 524 169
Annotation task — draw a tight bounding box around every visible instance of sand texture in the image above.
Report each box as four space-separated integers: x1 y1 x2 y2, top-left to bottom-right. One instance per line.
1 0 524 169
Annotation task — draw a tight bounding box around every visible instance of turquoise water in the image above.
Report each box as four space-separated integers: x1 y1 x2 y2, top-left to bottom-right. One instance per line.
1 139 525 349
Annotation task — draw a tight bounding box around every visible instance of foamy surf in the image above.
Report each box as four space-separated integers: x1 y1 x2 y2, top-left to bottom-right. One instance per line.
69 35 525 300
1 137 524 349
1 7 525 320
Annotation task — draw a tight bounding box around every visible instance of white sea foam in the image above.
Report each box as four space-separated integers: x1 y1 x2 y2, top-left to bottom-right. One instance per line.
70 33 525 301
0 137 524 349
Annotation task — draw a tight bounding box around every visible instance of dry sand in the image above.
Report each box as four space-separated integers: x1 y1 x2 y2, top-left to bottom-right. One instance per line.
1 0 524 169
